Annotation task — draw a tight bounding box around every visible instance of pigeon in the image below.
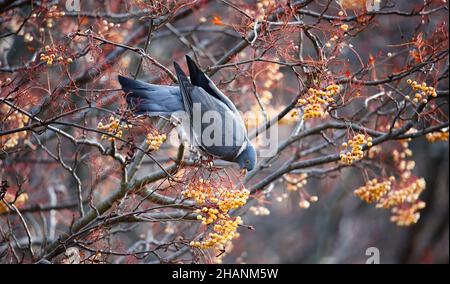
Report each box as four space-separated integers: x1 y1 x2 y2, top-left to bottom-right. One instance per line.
118 56 257 173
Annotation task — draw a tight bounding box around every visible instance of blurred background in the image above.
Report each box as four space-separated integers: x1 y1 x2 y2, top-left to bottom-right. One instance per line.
232 139 449 264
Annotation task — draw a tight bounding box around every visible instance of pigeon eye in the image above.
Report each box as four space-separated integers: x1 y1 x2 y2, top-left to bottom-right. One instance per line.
246 160 250 164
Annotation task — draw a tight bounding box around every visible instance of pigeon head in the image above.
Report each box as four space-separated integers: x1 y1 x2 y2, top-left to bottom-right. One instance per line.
235 144 257 174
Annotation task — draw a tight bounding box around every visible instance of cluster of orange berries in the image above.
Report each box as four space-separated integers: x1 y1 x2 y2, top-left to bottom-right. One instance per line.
97 116 131 142
40 45 73 65
0 192 29 214
297 84 339 120
190 217 243 250
426 130 449 142
405 79 437 104
354 176 426 226
194 206 221 225
145 130 167 151
184 179 249 250
354 177 394 204
339 134 372 165
383 178 426 226
355 138 427 226
390 200 426 226
1 105 29 150
377 178 425 209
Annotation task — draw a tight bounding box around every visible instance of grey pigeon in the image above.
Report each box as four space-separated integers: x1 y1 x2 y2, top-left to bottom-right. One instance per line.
118 56 256 173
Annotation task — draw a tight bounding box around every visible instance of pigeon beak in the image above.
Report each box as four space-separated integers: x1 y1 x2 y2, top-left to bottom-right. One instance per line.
240 168 248 176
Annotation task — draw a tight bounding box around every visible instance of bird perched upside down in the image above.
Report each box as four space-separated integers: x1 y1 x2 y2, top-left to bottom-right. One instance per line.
118 56 256 174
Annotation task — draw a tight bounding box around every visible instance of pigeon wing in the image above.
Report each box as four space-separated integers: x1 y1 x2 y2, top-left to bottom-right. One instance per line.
185 55 246 130
185 56 237 111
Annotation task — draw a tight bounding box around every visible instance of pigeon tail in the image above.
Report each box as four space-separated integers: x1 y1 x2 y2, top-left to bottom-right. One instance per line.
118 75 184 115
